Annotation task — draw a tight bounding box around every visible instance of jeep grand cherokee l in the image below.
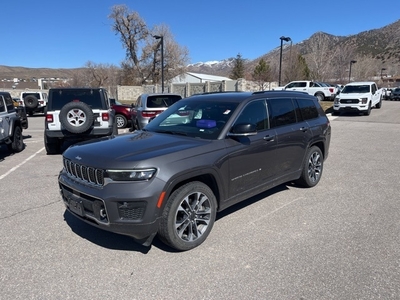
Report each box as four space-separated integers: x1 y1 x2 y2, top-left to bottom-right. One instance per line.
59 91 331 251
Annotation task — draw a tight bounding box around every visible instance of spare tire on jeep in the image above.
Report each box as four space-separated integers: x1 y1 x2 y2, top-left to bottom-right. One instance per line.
59 101 94 134
24 95 39 109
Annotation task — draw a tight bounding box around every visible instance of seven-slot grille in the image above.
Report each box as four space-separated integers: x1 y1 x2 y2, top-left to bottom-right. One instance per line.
63 158 104 186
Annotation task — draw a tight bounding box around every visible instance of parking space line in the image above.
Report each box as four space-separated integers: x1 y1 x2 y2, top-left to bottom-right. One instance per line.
0 147 45 180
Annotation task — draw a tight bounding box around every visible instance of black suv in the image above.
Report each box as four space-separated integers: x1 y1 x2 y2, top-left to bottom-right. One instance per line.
44 88 116 154
58 91 331 251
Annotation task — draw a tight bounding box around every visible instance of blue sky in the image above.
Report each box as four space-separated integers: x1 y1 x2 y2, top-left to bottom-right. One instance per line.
1 0 399 69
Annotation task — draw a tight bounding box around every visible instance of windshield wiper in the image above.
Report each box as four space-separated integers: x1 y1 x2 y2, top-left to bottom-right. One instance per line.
153 129 188 136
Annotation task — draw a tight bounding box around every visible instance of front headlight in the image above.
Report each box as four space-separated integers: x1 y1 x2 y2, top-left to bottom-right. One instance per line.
106 168 157 181
334 97 340 104
361 98 368 104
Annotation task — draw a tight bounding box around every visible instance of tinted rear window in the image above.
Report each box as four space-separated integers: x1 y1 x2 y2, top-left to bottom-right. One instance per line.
49 89 104 110
297 99 318 120
146 95 181 108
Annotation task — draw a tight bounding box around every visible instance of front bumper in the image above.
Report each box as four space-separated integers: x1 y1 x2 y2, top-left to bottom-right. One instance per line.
58 170 164 243
333 104 368 112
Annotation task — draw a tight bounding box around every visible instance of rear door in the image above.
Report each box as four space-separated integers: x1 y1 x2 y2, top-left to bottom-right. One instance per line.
268 97 312 177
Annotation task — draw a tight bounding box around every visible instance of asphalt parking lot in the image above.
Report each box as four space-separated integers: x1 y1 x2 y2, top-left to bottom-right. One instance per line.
1 102 399 300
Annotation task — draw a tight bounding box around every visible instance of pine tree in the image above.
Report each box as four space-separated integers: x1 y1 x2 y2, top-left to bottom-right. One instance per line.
252 59 271 90
230 53 245 79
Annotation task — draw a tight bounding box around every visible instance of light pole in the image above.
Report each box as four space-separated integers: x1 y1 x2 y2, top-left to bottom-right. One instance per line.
278 36 291 87
153 35 164 93
348 60 357 83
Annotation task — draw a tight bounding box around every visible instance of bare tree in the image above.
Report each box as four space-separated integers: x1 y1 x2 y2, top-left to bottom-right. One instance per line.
109 5 189 86
306 32 335 81
330 44 356 83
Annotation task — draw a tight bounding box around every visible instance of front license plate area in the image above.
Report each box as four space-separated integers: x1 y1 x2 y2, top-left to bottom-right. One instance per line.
68 197 84 217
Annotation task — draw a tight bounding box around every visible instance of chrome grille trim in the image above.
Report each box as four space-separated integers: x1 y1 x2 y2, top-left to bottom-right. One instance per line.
63 158 104 186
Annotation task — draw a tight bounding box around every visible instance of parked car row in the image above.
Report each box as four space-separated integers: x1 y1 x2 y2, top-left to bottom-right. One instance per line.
273 80 338 101
384 87 400 100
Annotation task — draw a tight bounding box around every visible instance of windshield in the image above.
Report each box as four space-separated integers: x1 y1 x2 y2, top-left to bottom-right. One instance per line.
144 99 239 140
341 85 370 93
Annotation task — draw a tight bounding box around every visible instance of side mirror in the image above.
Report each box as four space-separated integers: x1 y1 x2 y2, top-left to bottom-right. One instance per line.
227 123 257 137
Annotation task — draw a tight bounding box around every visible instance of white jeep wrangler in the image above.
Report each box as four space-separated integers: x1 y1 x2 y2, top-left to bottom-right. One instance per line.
44 88 117 154
19 91 48 116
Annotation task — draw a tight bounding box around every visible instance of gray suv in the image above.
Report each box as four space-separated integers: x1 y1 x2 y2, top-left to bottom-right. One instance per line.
130 93 182 130
44 88 116 154
58 91 331 251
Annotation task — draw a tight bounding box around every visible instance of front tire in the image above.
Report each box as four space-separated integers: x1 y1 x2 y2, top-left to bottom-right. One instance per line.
8 126 24 152
158 182 217 251
295 146 323 188
364 102 372 115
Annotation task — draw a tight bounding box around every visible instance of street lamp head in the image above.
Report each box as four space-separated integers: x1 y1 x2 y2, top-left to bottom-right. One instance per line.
153 35 163 39
381 67 386 71
350 60 357 64
280 36 291 42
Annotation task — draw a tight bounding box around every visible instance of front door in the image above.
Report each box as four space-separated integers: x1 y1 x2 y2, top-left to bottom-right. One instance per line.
226 99 278 198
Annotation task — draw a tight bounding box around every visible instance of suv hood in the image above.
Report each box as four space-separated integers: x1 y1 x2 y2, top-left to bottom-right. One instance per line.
64 130 214 168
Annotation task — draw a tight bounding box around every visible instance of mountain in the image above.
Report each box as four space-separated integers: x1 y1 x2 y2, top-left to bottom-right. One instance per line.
1 20 399 81
0 65 82 80
187 19 400 80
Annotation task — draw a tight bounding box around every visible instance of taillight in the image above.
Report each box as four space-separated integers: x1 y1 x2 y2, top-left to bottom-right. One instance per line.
102 112 110 121
329 88 334 93
46 114 54 123
141 110 162 118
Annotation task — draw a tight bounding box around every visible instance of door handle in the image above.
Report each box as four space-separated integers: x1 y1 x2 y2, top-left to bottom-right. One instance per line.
263 135 275 142
299 127 308 132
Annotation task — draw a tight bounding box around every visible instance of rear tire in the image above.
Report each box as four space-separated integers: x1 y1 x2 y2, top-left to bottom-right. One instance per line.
116 114 127 128
44 134 61 155
315 93 324 102
59 102 94 134
24 95 38 109
376 99 382 109
8 126 24 152
295 146 323 188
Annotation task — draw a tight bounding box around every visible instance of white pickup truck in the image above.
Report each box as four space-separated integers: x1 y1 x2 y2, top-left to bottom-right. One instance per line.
332 81 383 116
274 80 337 101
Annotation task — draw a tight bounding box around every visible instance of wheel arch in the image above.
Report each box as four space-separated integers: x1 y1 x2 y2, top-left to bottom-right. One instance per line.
7 117 21 137
309 140 325 160
314 92 325 101
160 169 223 212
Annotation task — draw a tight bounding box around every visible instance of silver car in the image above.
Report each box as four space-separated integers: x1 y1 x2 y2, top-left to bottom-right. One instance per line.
130 93 182 130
